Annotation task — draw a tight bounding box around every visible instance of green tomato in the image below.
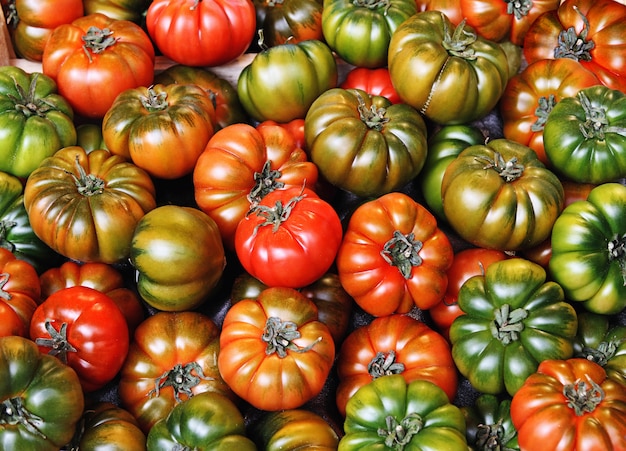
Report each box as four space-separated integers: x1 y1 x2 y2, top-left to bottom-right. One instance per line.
461 394 519 451
238 39 338 123
549 182 626 314
0 66 76 178
146 392 256 451
449 258 578 396
0 335 84 451
339 374 467 450
543 85 626 184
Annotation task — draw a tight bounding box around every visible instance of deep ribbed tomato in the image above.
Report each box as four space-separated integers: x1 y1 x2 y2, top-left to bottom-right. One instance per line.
0 247 40 337
340 66 401 104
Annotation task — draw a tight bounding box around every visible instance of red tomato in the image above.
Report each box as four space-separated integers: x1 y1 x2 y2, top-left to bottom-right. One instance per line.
340 67 401 104
428 247 509 341
0 247 40 337
29 285 130 392
335 313 458 417
415 0 464 25
235 186 342 288
145 0 256 67
41 13 155 118
257 118 306 152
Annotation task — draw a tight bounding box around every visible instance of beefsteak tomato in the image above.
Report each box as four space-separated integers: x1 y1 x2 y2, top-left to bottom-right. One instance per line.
0 247 39 338
340 66 401 104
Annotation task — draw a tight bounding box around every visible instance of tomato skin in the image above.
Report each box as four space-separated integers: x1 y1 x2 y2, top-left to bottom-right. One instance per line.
337 192 453 316
321 0 417 68
23 146 157 264
235 186 342 289
237 39 338 123
83 0 152 23
102 83 216 180
511 358 626 451
146 0 256 67
335 314 458 417
340 66 401 104
428 247 509 341
130 205 226 312
41 13 155 119
254 0 324 47
119 311 235 434
305 88 428 198
441 138 564 251
549 182 626 315
415 0 464 25
29 285 130 392
388 10 509 125
461 394 519 450
500 58 601 167
218 286 335 411
0 335 85 451
0 247 40 337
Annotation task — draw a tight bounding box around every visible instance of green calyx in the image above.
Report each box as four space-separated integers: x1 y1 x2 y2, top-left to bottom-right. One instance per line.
442 18 477 60
356 92 389 131
554 6 594 62
475 419 517 451
69 155 105 197
608 232 626 286
378 413 423 450
490 304 528 345
248 160 284 207
476 151 525 182
34 320 78 364
563 376 604 416
139 86 169 112
380 230 423 280
9 73 57 118
531 94 557 132
148 362 214 403
368 350 406 379
0 397 47 439
505 0 532 19
262 316 321 358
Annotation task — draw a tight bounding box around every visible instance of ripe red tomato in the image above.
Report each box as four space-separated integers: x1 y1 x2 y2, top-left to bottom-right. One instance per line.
340 67 401 104
0 247 40 337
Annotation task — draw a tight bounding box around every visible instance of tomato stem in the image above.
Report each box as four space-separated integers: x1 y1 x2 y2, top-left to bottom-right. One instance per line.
354 0 391 14
442 18 477 60
248 160 285 207
0 273 11 300
380 230 423 279
139 86 169 112
475 418 517 451
563 375 604 416
378 413 423 450
69 155 105 196
576 340 620 367
0 220 17 253
0 397 47 439
505 0 532 20
490 304 528 345
9 73 57 118
34 320 78 364
607 233 626 286
262 316 321 358
368 350 405 378
356 92 389 131
475 151 524 182
82 27 119 60
148 362 214 403
578 91 626 140
531 94 556 132
554 6 594 62
247 187 305 234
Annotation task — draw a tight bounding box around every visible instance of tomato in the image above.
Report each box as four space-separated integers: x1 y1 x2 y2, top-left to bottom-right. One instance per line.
321 0 417 68
339 375 468 450
76 123 108 152
237 39 338 123
500 58 602 167
549 182 626 315
193 122 319 250
154 64 249 131
0 66 76 178
146 0 256 67
29 285 130 392
543 85 626 184
254 0 324 47
441 138 564 251
39 260 145 334
0 170 62 273
523 0 626 92
335 314 458 417
68 402 146 451
449 258 578 396
83 0 152 23
102 83 217 180
417 123 485 221
461 394 519 450
235 186 342 288
304 88 428 198
0 247 39 337
460 0 559 45
1 0 83 61
147 392 256 450
0 335 84 451
336 192 454 316
130 205 226 312
23 146 157 264
218 286 335 411
250 409 340 450
119 311 235 434
415 0 464 26
428 247 509 341
388 11 509 125
257 118 306 151
340 66 401 104
41 13 155 119
511 358 626 450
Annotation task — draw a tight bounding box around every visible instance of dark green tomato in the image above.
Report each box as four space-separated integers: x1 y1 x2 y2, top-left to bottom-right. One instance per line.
449 258 578 396
0 335 84 451
76 123 107 152
418 123 485 221
0 66 76 178
251 409 339 450
441 138 564 251
305 87 428 198
146 392 256 451
461 394 519 451
339 375 467 450
388 11 509 125
549 182 626 314
0 170 61 273
238 39 337 123
322 0 417 68
573 312 626 388
83 0 152 23
254 0 324 47
543 85 626 184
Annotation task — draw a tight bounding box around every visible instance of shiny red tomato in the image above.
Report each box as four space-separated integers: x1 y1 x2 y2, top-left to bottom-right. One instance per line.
0 247 40 337
340 67 401 104
29 285 130 392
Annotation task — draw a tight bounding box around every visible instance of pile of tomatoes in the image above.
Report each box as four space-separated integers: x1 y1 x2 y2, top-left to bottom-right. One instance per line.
1 0 626 449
